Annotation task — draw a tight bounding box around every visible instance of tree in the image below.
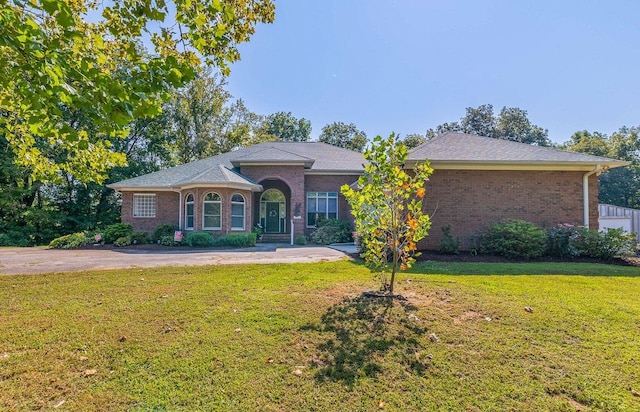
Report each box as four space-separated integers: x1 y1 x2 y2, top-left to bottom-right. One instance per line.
318 122 367 152
401 133 427 149
163 70 263 164
560 130 610 157
259 112 312 142
341 134 433 295
427 104 551 146
495 107 551 146
562 126 640 209
460 104 496 138
0 0 275 183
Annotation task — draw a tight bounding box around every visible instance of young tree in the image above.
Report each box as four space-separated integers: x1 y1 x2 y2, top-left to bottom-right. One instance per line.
319 121 367 152
342 134 433 295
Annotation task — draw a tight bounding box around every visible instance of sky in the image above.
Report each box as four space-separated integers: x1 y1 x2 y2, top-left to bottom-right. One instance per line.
224 0 640 145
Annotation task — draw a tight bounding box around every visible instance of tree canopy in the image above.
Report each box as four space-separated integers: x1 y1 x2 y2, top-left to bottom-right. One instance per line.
318 121 367 152
0 0 275 183
562 127 640 209
259 111 312 142
428 104 551 146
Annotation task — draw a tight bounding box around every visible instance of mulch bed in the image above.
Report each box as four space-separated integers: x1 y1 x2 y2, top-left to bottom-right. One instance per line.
415 250 640 267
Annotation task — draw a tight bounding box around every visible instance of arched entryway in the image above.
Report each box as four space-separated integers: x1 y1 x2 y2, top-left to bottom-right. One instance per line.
260 189 286 233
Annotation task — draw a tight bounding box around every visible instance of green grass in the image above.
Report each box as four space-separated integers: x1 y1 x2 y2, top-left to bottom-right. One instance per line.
1 261 639 411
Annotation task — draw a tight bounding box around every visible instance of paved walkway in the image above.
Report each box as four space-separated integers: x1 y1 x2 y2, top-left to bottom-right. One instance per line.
0 244 353 276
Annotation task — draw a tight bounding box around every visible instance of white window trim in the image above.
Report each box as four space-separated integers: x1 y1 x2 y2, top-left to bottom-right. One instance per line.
132 193 157 218
203 192 222 230
184 193 195 230
231 193 246 231
306 192 338 228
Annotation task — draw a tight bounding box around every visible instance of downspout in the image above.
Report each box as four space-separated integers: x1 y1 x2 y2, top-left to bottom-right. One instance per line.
583 164 602 228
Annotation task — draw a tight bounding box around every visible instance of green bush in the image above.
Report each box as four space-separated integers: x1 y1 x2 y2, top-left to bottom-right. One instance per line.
0 231 32 247
114 236 132 247
295 235 307 245
311 219 352 245
213 233 257 247
439 225 460 255
131 231 150 245
159 235 178 246
186 231 215 247
479 219 546 260
547 224 581 258
49 232 88 249
104 223 133 244
574 227 637 259
152 224 179 242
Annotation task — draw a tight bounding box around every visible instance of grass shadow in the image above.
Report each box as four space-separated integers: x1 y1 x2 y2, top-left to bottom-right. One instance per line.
303 294 429 386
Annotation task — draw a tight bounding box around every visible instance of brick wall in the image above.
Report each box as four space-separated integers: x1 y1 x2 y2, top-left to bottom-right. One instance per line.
180 188 254 235
420 169 599 250
304 174 360 236
240 165 306 237
121 191 180 233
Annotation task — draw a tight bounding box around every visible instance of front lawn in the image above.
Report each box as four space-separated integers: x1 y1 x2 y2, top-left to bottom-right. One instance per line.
1 261 639 411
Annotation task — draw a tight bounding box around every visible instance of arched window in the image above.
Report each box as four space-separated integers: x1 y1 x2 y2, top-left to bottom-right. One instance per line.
203 192 222 230
231 193 245 230
185 193 194 230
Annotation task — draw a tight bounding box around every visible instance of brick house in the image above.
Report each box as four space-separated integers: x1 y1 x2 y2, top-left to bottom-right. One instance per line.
108 133 627 249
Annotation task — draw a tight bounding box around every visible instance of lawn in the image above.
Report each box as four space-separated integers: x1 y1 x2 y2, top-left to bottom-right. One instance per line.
1 260 639 411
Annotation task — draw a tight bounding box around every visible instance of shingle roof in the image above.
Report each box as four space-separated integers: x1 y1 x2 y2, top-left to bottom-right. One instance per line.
108 142 365 190
407 132 628 168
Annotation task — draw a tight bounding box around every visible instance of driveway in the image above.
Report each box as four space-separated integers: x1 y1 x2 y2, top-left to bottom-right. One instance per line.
0 244 354 275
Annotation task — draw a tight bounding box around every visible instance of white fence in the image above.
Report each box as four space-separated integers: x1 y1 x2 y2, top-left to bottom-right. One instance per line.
599 203 640 242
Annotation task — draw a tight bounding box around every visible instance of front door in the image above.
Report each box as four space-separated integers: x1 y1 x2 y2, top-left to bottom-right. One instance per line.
265 202 281 233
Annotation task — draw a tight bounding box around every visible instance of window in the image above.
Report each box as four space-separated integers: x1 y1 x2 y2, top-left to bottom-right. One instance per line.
307 192 338 227
203 192 222 230
185 193 194 230
231 194 245 230
133 194 156 218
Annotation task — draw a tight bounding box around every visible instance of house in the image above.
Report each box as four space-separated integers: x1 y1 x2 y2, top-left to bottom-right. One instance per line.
108 142 364 242
408 132 628 248
108 132 628 249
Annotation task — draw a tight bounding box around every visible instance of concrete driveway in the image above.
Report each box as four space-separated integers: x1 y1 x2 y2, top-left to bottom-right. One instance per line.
0 244 353 275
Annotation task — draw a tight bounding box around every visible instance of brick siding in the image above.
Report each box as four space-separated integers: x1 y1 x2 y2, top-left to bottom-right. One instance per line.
304 174 360 236
121 191 180 233
420 169 599 250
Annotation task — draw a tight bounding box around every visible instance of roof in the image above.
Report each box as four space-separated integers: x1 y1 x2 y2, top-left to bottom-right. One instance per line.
108 142 365 190
407 132 629 171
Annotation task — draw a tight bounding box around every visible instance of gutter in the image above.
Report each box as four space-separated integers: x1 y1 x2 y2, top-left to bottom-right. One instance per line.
583 164 603 228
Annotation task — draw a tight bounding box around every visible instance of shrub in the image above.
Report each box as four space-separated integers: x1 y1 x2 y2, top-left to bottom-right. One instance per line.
104 223 133 244
479 219 546 259
131 231 150 245
574 227 637 259
186 231 215 247
439 225 460 255
311 219 352 245
159 235 178 246
49 232 88 249
295 235 307 245
0 231 32 247
547 224 581 258
213 233 257 247
114 236 132 247
152 224 179 242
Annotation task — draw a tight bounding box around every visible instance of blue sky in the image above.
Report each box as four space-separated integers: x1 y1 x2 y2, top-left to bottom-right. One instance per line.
225 0 640 144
